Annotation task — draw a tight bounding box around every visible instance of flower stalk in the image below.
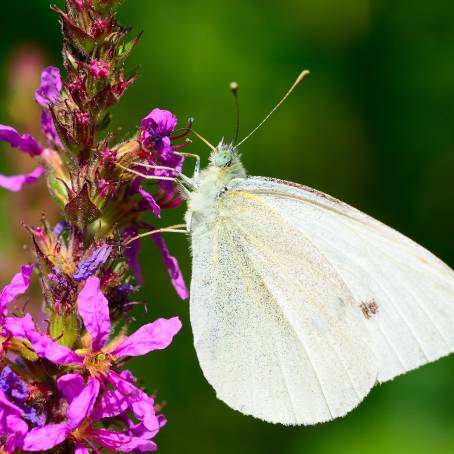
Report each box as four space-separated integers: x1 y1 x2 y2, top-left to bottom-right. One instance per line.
0 0 188 452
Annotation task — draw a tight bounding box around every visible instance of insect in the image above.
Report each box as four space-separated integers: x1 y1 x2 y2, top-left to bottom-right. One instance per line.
134 70 454 425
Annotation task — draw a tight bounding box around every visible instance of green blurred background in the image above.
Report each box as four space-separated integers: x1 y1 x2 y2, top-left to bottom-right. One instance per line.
1 1 454 453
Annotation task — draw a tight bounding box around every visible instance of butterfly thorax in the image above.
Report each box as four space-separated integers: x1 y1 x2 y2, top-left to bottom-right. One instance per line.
186 142 246 230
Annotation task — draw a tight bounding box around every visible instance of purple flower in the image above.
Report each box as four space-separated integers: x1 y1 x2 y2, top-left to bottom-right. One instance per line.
53 220 68 238
35 67 63 148
40 110 62 148
153 232 189 300
0 167 44 192
0 390 28 453
20 277 181 432
124 227 144 285
23 359 172 451
0 68 62 194
140 108 177 157
138 186 161 218
35 66 62 108
72 243 113 282
0 125 43 157
22 374 100 452
123 225 188 298
0 124 44 192
0 367 44 426
0 265 33 318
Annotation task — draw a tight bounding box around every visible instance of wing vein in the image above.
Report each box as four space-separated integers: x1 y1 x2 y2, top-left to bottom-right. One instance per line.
229 215 370 411
225 221 335 418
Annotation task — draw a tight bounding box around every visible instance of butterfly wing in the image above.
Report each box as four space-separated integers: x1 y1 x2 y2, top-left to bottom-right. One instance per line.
189 188 378 425
232 176 454 383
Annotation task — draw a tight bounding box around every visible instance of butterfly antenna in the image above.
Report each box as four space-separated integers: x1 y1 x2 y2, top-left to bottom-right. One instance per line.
191 127 216 151
236 69 310 147
230 81 240 144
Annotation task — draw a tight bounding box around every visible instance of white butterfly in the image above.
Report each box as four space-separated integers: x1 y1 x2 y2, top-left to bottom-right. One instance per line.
147 71 454 426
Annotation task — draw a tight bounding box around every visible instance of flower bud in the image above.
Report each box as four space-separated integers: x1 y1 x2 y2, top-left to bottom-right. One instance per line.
91 16 112 38
89 59 110 79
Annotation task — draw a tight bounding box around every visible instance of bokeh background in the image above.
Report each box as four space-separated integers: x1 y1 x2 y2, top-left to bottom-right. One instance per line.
1 1 454 453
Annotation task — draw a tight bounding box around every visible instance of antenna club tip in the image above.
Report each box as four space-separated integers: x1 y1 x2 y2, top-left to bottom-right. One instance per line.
230 81 239 92
297 69 310 83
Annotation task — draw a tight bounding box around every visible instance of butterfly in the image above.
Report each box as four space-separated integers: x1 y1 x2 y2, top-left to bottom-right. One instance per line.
144 70 454 425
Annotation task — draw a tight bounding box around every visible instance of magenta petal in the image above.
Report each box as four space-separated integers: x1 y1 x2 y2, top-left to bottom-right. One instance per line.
0 167 44 192
56 373 85 404
140 108 177 136
22 423 69 451
22 314 82 365
106 372 159 432
119 435 158 453
35 66 62 107
77 277 111 351
5 414 28 452
75 444 90 454
124 227 143 285
44 340 82 365
4 316 27 339
67 376 100 430
0 124 43 156
138 187 161 218
130 399 160 435
90 428 132 451
92 427 158 452
111 317 181 358
41 110 62 148
91 387 130 421
0 265 33 314
153 233 189 299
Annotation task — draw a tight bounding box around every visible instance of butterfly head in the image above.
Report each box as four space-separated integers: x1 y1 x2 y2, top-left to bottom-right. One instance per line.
211 140 239 168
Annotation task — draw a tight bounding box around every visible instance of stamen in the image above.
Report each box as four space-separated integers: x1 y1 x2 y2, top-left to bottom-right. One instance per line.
171 117 194 140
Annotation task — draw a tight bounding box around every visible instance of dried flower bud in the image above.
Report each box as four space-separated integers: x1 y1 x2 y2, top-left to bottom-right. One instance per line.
73 110 94 146
91 16 112 38
89 59 110 79
67 75 87 104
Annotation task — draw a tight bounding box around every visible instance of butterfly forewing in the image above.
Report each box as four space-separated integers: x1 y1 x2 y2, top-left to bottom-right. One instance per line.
232 177 454 382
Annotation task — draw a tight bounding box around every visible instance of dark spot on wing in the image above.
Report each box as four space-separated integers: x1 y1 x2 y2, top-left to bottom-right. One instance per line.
360 300 379 319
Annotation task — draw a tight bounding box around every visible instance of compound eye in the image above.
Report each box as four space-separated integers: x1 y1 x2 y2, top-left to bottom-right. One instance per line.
214 152 232 167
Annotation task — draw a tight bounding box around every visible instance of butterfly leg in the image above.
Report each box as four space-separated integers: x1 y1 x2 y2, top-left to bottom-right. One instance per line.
127 162 197 190
124 224 188 245
114 163 177 182
174 152 201 179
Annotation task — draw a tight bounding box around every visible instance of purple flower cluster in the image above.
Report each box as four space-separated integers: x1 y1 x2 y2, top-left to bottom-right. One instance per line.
0 1 191 452
0 270 181 452
0 66 62 193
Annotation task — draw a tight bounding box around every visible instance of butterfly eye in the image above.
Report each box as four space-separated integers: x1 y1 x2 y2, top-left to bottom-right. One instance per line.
214 151 232 167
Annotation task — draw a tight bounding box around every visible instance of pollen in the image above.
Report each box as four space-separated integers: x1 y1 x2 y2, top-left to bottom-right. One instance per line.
83 351 112 375
71 420 91 442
